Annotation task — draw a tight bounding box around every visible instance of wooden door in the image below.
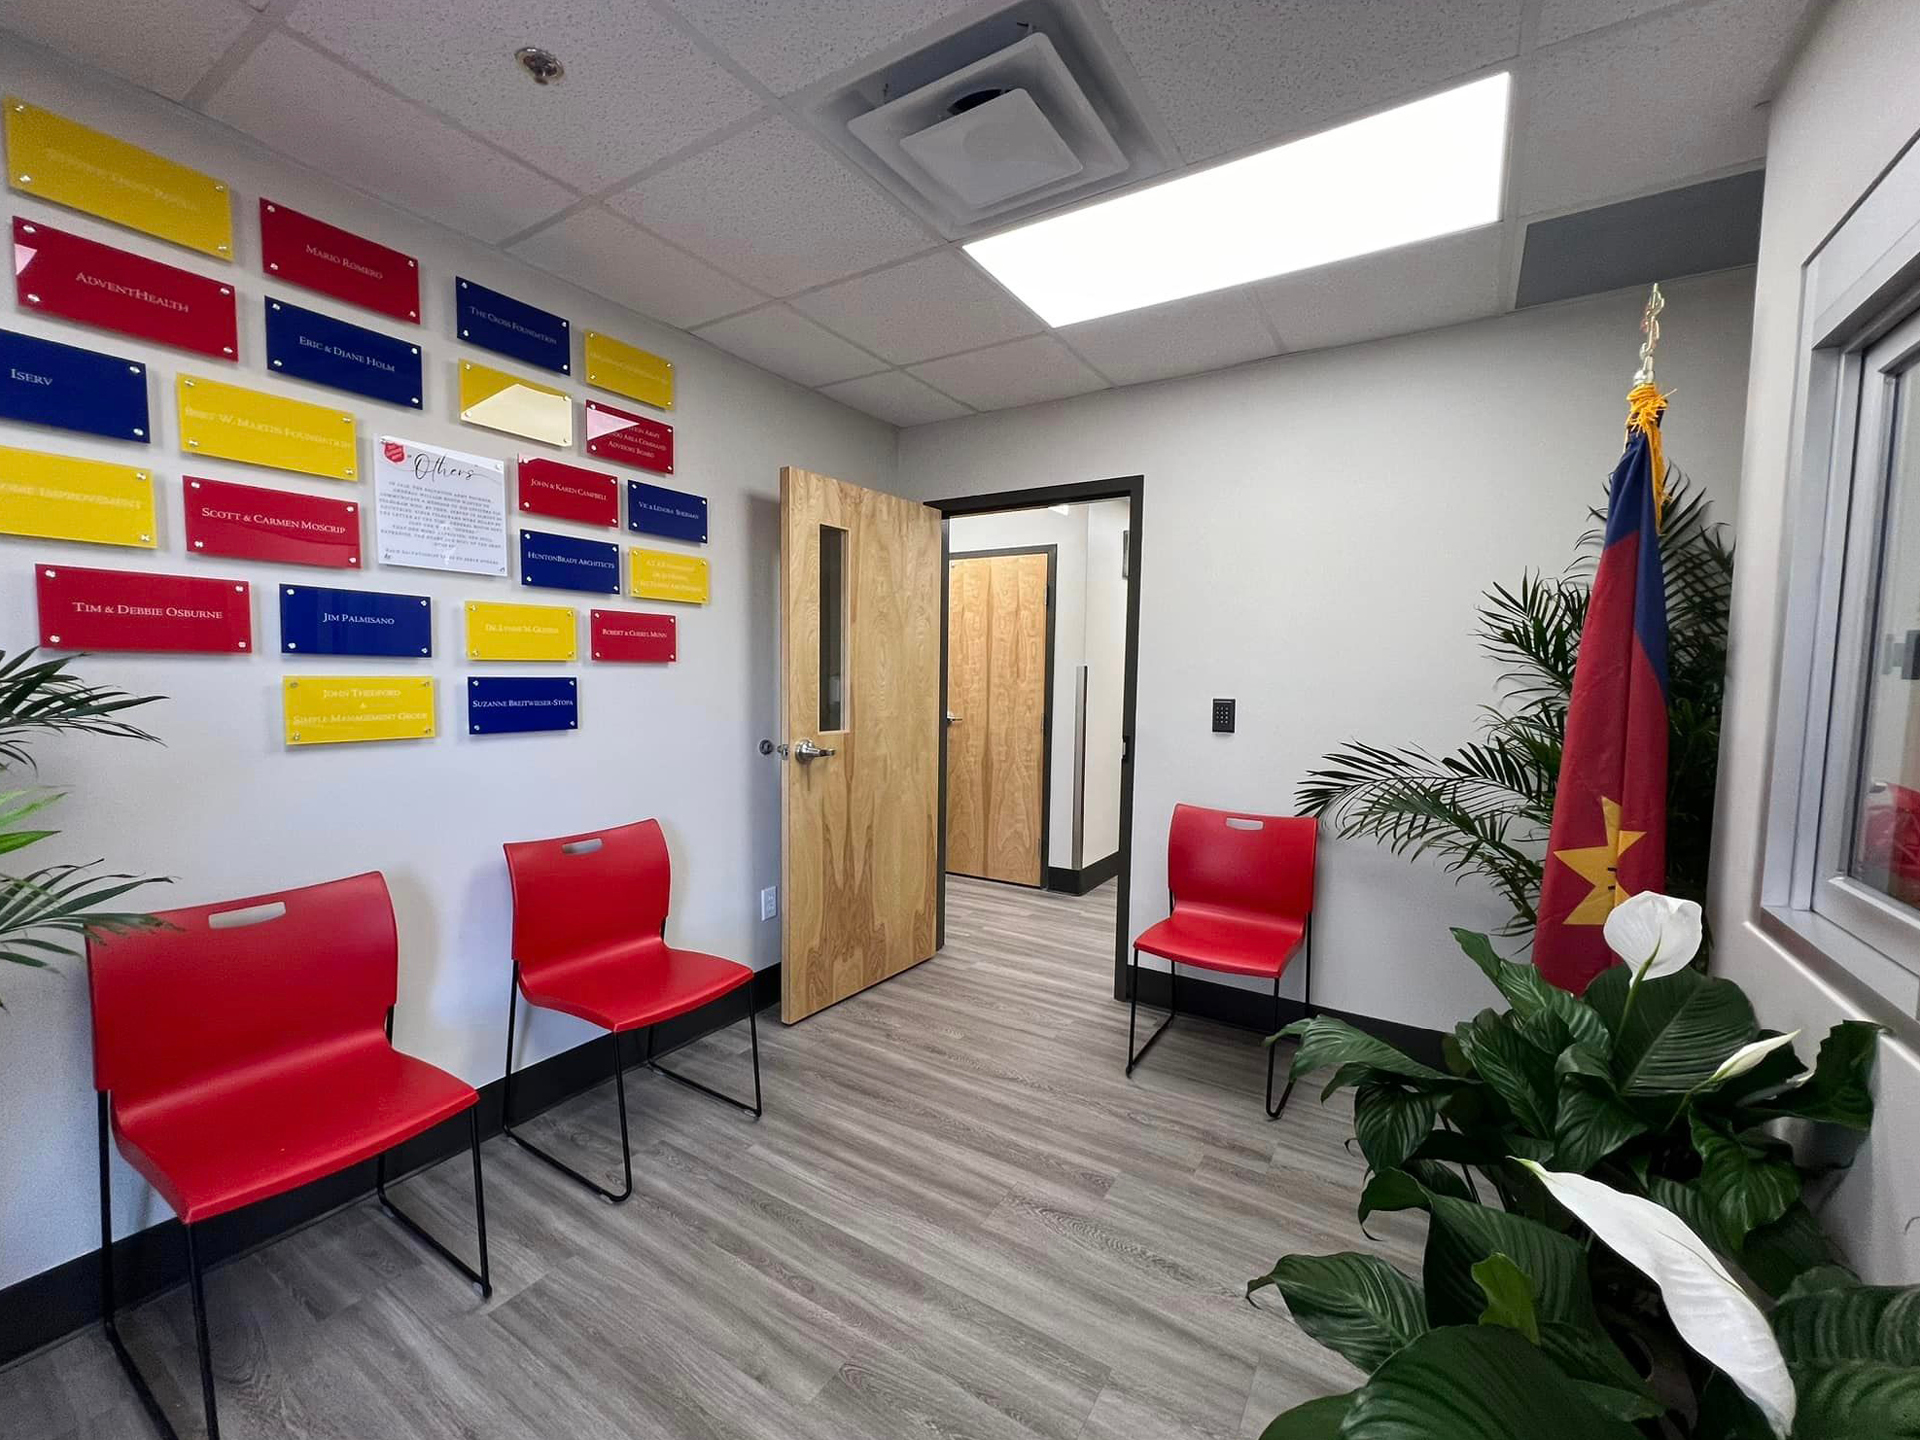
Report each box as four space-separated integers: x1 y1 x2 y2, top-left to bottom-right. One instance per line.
945 551 1050 887
780 467 942 1023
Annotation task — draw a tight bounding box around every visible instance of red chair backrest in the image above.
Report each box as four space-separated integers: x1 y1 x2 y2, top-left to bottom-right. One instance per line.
1167 804 1316 921
503 819 670 982
86 871 398 1098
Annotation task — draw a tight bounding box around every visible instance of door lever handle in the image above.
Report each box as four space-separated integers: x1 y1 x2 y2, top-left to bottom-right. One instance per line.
794 739 837 763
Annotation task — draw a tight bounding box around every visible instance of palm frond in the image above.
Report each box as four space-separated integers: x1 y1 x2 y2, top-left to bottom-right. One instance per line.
0 649 165 770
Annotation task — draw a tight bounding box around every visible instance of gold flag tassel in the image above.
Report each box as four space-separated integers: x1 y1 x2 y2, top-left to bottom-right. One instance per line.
1627 283 1669 527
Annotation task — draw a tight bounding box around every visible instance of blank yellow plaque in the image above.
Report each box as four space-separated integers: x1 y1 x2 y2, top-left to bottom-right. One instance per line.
583 332 673 409
0 446 155 548
177 375 359 481
6 98 233 259
629 548 709 604
466 600 576 660
283 677 435 746
458 361 572 447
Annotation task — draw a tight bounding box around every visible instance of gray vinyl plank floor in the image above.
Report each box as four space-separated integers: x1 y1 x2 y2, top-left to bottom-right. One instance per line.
2 876 1422 1439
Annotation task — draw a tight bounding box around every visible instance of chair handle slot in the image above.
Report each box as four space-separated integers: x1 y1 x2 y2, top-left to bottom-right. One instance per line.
207 900 288 929
1224 817 1265 831
561 837 604 855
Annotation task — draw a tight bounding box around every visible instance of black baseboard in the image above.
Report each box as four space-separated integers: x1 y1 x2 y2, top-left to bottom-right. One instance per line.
1119 964 1447 1069
1045 851 1122 896
0 965 781 1370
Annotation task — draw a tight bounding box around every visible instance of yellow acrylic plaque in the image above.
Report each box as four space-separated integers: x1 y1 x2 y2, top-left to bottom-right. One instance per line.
629 548 709 604
283 676 435 746
6 98 233 259
465 600 576 661
458 361 572 447
0 446 155 548
583 332 673 409
177 375 359 481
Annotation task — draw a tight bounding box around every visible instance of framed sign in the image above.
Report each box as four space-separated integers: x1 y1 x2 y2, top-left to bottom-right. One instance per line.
37 562 250 652
5 98 232 258
373 436 507 577
177 374 359 480
625 480 706 544
0 446 154 547
455 278 569 374
184 476 360 568
517 456 616 528
259 200 420 322
628 547 708 604
467 676 578 734
590 609 675 662
0 328 149 442
583 331 672 408
283 676 435 746
585 399 673 474
279 583 431 656
265 298 422 408
465 600 576 661
13 218 238 359
458 360 571 447
519 528 619 594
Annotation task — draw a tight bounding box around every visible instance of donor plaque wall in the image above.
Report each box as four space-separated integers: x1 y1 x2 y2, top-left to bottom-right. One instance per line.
2 95 711 752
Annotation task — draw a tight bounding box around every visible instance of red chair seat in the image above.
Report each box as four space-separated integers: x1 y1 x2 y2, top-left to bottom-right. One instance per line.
516 937 752 1033
1135 905 1305 978
111 1036 477 1224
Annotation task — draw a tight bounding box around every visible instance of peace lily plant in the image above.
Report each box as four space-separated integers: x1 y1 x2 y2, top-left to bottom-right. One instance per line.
1249 894 1905 1439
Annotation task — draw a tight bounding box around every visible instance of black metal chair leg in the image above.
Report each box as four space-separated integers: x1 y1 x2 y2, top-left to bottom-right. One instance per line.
501 973 634 1202
1266 970 1297 1120
185 1226 219 1440
1125 948 1176 1074
374 1108 494 1295
99 1093 186 1440
643 983 765 1119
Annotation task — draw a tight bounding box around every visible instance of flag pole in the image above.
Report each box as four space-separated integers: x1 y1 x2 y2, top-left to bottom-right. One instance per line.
1632 282 1665 386
1628 283 1668 524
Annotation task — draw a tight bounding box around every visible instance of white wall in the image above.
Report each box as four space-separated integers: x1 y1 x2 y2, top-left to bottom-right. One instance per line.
0 47 893 1290
1709 0 1920 1284
898 270 1757 1026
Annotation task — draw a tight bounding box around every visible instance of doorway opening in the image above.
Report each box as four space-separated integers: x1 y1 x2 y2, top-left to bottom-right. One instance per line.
933 477 1143 995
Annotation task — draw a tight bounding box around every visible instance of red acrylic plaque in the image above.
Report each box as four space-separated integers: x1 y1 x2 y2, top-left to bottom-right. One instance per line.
518 456 618 528
37 563 252 653
585 400 675 475
259 199 420 323
13 217 239 359
591 609 676 662
183 476 361 569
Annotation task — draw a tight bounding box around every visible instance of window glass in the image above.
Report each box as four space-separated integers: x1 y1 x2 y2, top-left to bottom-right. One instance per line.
818 524 847 731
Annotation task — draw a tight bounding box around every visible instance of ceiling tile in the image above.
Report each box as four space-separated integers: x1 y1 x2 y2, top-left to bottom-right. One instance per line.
508 206 762 330
608 116 934 295
1097 0 1524 163
1536 0 1687 45
819 370 972 426
1060 288 1278 387
693 304 887 387
1512 0 1814 215
663 0 980 94
4 0 255 103
1256 226 1505 352
908 335 1107 412
792 250 1044 364
203 33 575 244
285 0 761 192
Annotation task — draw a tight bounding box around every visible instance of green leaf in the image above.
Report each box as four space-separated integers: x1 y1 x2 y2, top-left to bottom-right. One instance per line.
1755 1022 1883 1130
1354 1083 1441 1173
1789 1360 1920 1437
1739 1203 1837 1300
1537 1322 1665 1422
1604 967 1757 1095
1281 1015 1451 1085
1454 927 1611 1054
1358 1168 1429 1225
1553 1061 1648 1172
1693 1120 1801 1244
1781 1266 1862 1302
1424 1192 1596 1330
1259 1393 1354 1440
1455 1010 1558 1138
1473 1252 1540 1343
1773 1285 1920 1367
1337 1325 1642 1439
1248 1252 1429 1374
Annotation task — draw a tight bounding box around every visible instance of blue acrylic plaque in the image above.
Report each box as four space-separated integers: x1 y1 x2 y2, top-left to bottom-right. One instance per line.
456 278 570 375
280 584 433 657
265 298 423 408
467 676 578 734
0 327 149 442
625 481 708 544
519 528 619 595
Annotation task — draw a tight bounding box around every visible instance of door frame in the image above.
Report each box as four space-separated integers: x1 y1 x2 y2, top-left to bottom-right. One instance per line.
944 543 1058 889
931 476 1144 998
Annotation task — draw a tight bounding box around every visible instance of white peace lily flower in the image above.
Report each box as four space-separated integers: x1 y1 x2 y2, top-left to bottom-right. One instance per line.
1518 1160 1796 1439
1604 891 1703 982
1708 1031 1802 1087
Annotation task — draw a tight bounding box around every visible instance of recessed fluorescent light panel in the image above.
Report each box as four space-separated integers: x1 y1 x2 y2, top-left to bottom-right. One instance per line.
965 72 1511 327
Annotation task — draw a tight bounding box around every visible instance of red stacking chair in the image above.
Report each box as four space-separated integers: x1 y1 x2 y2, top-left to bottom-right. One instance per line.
1126 805 1317 1118
86 872 489 1440
502 818 762 1203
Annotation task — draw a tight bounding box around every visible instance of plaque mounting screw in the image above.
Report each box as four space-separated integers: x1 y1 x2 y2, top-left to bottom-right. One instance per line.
514 46 566 84
25 292 38 303
48 635 59 644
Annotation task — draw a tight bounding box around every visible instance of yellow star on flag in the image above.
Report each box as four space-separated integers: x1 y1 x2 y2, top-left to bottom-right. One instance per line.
1552 796 1645 926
